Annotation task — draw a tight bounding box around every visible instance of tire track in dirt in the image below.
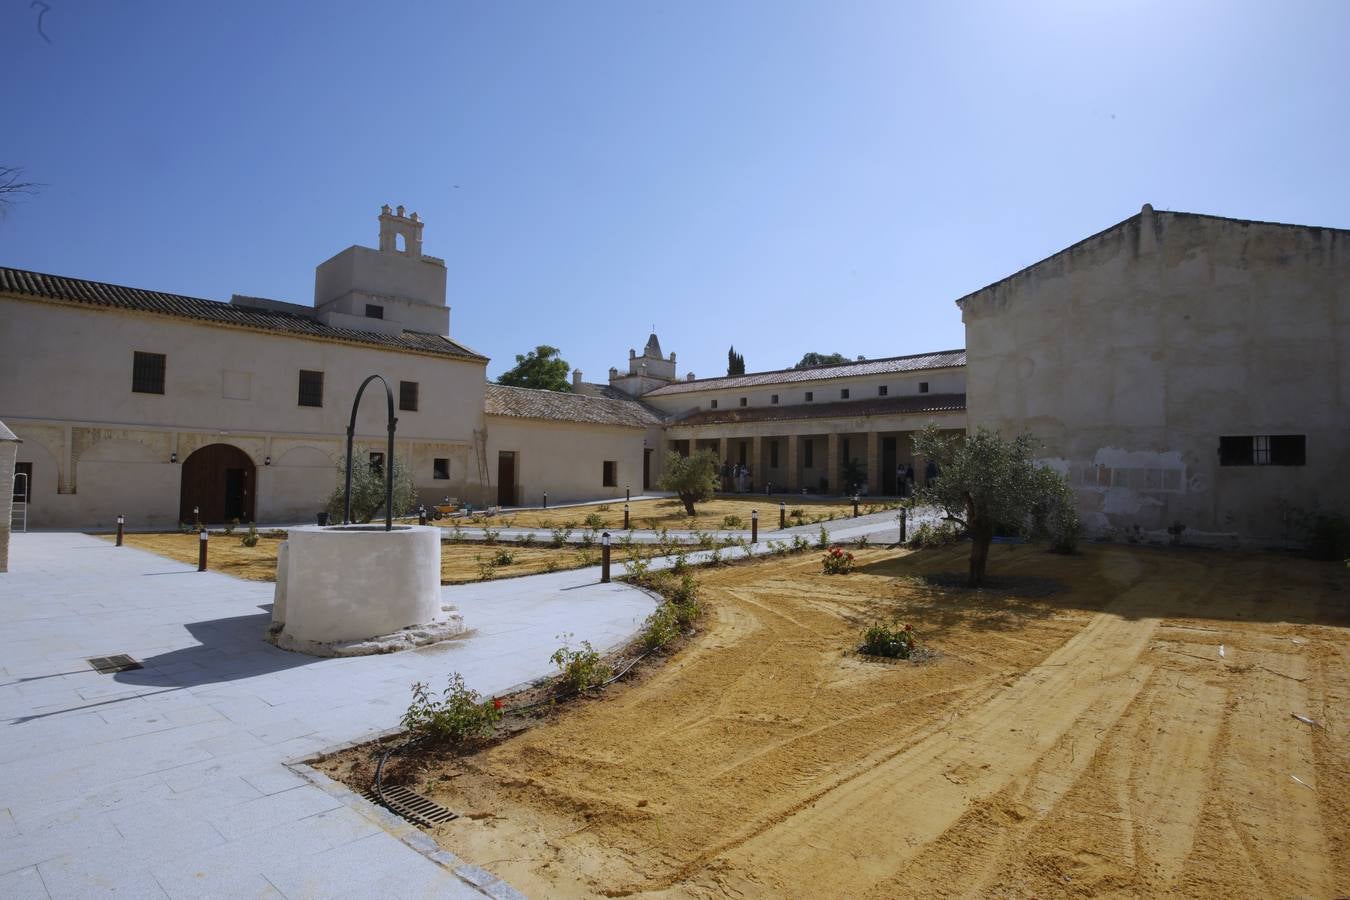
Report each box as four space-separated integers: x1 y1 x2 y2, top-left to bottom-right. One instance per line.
661 583 1170 897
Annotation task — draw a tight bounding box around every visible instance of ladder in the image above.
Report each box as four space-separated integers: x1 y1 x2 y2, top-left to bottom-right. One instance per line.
472 429 490 505
11 472 28 533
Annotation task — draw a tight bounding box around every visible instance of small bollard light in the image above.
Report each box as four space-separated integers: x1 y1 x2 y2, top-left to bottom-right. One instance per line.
601 531 611 583
751 508 758 543
418 505 427 526
198 529 208 571
116 514 125 547
853 495 860 518
542 490 548 509
623 503 630 530
780 500 786 529
193 505 200 529
899 508 908 543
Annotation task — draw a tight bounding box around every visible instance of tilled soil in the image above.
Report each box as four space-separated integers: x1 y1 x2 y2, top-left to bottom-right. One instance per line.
323 543 1350 898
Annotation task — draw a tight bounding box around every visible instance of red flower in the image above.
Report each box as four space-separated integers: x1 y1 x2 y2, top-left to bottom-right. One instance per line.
903 624 913 632
492 698 503 710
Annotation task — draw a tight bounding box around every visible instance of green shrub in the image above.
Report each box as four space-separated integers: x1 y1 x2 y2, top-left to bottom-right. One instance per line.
821 546 856 574
584 512 606 529
515 532 536 547
550 637 612 693
642 603 680 650
223 518 238 536
475 555 497 581
909 521 962 548
790 507 805 519
861 622 918 659
854 534 870 549
400 673 502 744
550 526 573 548
721 514 744 529
240 523 259 548
483 526 501 545
817 525 830 549
492 547 515 566
791 534 812 553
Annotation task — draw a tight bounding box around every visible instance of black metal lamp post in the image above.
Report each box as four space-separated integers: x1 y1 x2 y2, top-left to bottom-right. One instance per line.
116 514 125 547
601 531 611 583
343 375 398 531
751 509 758 543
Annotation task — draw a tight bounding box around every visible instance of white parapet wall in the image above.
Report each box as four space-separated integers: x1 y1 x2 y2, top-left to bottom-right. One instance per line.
270 524 464 656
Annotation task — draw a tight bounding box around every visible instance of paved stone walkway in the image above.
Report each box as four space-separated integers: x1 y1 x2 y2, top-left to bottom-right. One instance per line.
0 510 922 898
0 533 653 899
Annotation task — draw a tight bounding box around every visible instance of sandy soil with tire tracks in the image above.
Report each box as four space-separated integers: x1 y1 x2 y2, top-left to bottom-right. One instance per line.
346 543 1350 898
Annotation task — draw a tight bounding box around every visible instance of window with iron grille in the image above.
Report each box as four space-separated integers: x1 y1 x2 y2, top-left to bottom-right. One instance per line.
132 352 166 394
739 397 747 407
602 460 617 487
433 458 450 479
711 399 718 409
365 304 384 319
400 380 419 412
841 388 850 399
771 394 779 404
298 370 324 407
878 385 888 396
804 391 813 402
1220 435 1305 466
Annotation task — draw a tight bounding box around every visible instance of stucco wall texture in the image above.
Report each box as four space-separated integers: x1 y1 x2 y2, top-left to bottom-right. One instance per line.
959 205 1350 542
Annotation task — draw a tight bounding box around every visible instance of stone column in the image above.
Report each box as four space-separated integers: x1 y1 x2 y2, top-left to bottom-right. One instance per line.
825 433 840 495
750 435 763 491
866 431 881 497
786 435 800 493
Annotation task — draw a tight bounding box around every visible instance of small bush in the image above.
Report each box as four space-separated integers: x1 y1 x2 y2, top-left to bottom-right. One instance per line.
492 547 515 566
791 534 812 553
483 526 501 545
550 526 573 548
179 521 195 534
817 525 830 549
584 512 606 529
400 673 502 744
515 532 536 547
475 555 497 581
854 534 870 549
223 518 238 536
597 504 611 512
642 603 680 650
821 546 856 574
861 622 917 659
576 547 595 567
551 637 612 693
721 514 744 529
909 521 962 548
790 507 804 519
240 522 260 548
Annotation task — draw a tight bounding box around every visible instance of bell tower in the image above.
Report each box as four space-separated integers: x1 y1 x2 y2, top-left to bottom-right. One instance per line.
377 204 424 258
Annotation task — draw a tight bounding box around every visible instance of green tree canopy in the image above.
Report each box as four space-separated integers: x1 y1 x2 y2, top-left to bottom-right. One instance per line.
911 425 1079 586
792 351 853 370
497 345 573 392
324 455 418 524
727 345 746 376
658 449 720 516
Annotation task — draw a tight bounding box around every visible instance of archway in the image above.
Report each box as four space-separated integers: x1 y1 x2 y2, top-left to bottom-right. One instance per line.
180 444 256 524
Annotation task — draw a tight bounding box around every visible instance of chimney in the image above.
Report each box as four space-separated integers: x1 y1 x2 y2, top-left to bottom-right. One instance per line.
686 372 696 381
572 369 583 389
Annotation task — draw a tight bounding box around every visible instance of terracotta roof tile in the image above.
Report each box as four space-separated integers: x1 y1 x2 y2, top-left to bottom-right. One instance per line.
644 349 966 396
670 392 966 427
0 266 487 362
485 384 663 428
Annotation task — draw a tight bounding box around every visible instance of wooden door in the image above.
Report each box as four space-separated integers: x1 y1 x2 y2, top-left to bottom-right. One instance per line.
181 444 255 524
497 452 516 507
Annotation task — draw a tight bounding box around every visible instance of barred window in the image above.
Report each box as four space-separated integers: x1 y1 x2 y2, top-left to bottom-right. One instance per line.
298 370 324 407
771 394 779 405
878 385 888 396
132 352 166 394
1220 435 1305 466
365 304 384 319
805 392 814 402
399 380 419 412
739 397 747 407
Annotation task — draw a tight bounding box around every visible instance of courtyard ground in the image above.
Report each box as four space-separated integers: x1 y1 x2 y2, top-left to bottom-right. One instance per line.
323 542 1350 898
469 495 897 531
106 532 647 584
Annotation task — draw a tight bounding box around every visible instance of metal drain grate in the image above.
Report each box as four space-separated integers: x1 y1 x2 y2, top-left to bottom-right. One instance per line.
363 785 459 827
87 654 143 674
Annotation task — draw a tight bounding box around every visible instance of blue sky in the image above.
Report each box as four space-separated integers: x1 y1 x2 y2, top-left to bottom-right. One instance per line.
5 1 1349 382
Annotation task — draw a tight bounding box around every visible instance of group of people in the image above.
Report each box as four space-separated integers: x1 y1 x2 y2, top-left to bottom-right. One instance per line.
895 460 938 497
721 461 752 493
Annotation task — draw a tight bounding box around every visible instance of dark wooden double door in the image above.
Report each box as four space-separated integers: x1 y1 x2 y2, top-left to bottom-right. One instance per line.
180 443 255 524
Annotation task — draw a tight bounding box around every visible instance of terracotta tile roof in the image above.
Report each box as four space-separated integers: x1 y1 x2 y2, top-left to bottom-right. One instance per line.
643 349 966 396
669 392 966 427
484 384 664 428
0 266 487 362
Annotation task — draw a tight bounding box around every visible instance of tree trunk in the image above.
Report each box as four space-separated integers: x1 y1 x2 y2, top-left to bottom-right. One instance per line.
679 492 697 516
968 518 993 587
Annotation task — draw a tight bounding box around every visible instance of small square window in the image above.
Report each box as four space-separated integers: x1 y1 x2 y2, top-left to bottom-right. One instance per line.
433 458 450 480
739 397 747 407
602 460 617 487
399 380 419 412
918 382 929 394
805 392 813 402
878 385 888 397
841 388 850 399
298 370 324 407
771 394 779 405
711 399 718 409
368 452 385 475
132 351 166 394
365 304 384 319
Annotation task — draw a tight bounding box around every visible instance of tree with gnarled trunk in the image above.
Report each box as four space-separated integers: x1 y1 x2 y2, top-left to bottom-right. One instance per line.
658 450 720 516
910 425 1077 587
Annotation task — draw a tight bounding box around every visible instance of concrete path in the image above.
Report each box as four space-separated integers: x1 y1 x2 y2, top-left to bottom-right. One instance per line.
0 533 653 899
0 510 926 898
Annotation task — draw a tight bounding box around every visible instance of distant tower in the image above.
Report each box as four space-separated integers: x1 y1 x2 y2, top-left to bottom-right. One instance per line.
609 331 678 396
378 204 424 258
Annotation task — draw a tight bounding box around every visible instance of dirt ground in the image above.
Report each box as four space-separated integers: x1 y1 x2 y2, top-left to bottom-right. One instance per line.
466 495 896 532
323 543 1349 898
103 532 637 584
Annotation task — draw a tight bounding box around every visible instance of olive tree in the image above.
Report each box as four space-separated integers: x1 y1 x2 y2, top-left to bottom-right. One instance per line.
658 449 720 516
324 455 418 523
910 425 1079 586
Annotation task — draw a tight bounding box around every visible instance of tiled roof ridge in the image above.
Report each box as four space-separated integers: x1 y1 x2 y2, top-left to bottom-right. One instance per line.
0 265 488 362
484 382 664 428
644 349 966 397
669 392 966 427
